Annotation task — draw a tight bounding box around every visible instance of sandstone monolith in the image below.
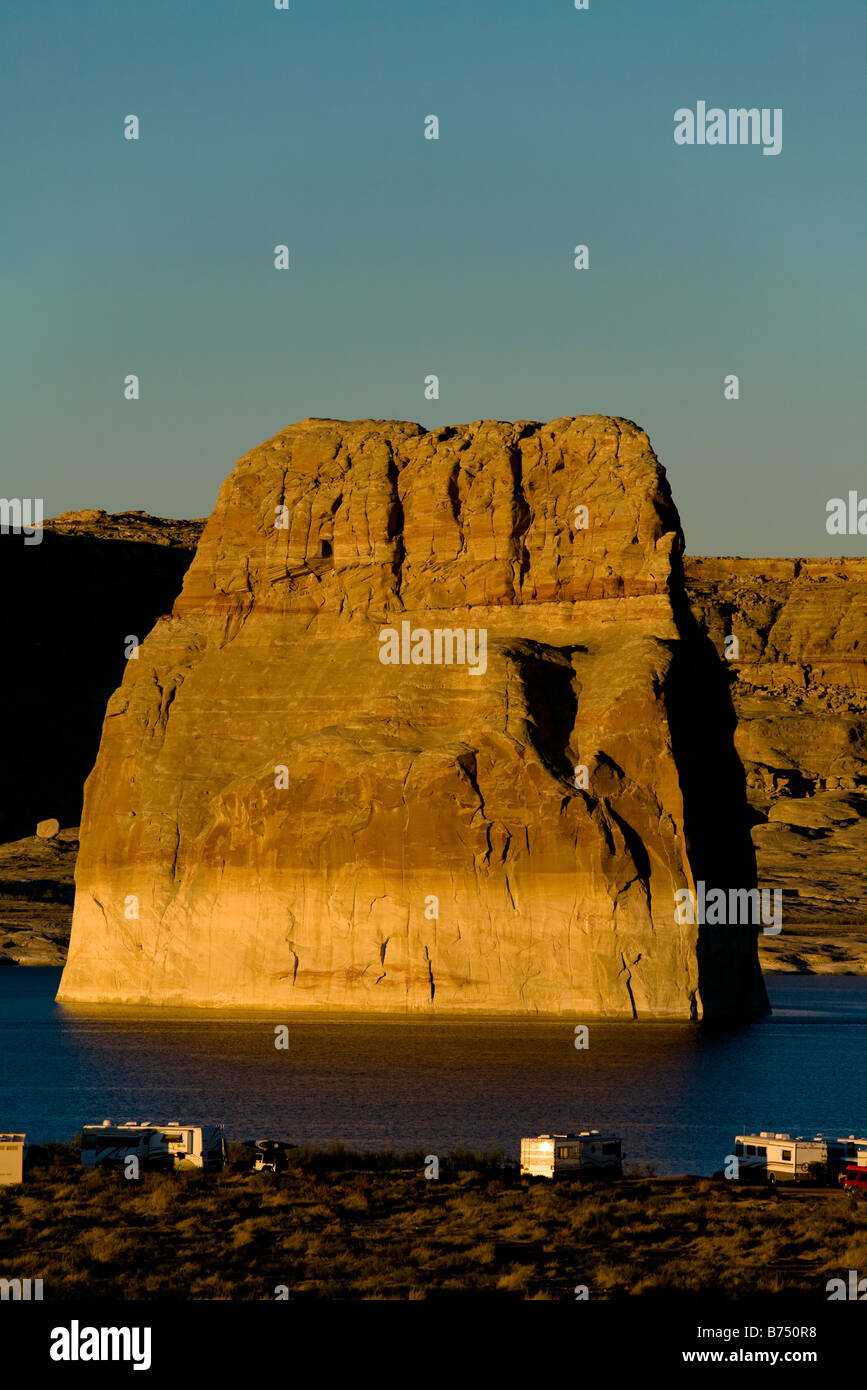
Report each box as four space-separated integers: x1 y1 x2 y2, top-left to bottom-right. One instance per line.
58 417 768 1017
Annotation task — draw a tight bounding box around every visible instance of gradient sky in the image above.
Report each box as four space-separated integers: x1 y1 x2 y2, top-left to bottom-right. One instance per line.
2 0 864 555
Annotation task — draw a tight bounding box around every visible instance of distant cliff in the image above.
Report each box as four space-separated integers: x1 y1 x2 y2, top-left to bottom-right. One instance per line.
684 558 867 971
0 510 203 843
56 417 766 1018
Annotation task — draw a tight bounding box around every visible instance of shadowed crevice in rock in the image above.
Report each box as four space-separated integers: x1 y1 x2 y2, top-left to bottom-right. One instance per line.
665 571 770 1023
386 451 405 598
607 808 653 905
618 951 639 1020
506 443 533 591
506 640 581 786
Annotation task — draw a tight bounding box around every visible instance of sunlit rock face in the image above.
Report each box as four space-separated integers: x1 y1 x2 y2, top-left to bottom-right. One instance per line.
58 417 768 1018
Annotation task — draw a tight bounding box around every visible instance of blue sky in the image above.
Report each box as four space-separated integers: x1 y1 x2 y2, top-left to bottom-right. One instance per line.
2 0 864 554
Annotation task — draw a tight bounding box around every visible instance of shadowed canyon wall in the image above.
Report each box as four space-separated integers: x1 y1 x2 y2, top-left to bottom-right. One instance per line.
0 511 201 844
685 558 867 959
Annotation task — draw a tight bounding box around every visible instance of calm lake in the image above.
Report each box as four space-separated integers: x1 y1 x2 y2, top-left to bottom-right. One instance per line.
2 969 866 1175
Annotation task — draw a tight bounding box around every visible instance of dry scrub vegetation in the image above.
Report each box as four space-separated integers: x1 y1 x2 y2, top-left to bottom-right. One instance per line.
1 1146 863 1300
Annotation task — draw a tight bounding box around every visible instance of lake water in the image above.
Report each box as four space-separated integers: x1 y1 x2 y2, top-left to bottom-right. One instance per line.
2 969 866 1175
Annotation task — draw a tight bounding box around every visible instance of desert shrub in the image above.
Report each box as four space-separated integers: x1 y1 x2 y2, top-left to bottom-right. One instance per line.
6 1161 863 1299
496 1264 535 1292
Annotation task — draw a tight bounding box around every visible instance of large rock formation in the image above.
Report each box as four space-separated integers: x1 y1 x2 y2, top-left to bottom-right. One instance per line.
58 418 767 1017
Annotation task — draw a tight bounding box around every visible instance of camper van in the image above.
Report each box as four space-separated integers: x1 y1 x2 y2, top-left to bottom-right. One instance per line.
520 1131 622 1180
733 1132 830 1184
734 1132 867 1185
80 1121 226 1172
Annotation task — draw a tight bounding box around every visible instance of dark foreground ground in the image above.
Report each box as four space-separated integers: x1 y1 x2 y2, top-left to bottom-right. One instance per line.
1 1147 864 1300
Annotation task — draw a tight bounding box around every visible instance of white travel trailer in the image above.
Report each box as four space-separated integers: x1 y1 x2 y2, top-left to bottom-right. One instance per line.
520 1131 622 1180
0 1133 25 1186
734 1132 829 1183
80 1120 226 1172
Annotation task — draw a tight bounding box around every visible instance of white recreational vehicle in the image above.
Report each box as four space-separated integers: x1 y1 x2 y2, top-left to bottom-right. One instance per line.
80 1120 227 1172
0 1134 25 1186
520 1131 622 1180
734 1132 830 1183
734 1132 867 1184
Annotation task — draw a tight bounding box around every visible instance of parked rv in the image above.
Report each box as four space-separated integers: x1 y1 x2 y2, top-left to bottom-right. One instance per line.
80 1121 227 1172
520 1131 622 1180
0 1133 25 1186
734 1132 846 1184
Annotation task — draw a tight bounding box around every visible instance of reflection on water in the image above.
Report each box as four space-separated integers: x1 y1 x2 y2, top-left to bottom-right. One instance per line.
3 970 866 1175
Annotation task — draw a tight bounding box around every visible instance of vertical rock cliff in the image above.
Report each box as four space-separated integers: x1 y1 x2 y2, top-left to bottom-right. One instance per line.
58 417 768 1018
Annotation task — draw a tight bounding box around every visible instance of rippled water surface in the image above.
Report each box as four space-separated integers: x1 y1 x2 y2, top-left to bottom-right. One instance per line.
3 969 866 1174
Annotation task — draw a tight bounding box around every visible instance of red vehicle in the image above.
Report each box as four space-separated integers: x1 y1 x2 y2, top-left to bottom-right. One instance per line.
841 1165 867 1191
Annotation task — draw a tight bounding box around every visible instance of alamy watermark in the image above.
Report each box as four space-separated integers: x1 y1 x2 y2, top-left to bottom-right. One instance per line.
827 1270 867 1300
674 881 782 933
674 103 782 156
0 498 43 546
50 1322 152 1371
1 1277 43 1300
826 491 867 536
379 622 487 676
